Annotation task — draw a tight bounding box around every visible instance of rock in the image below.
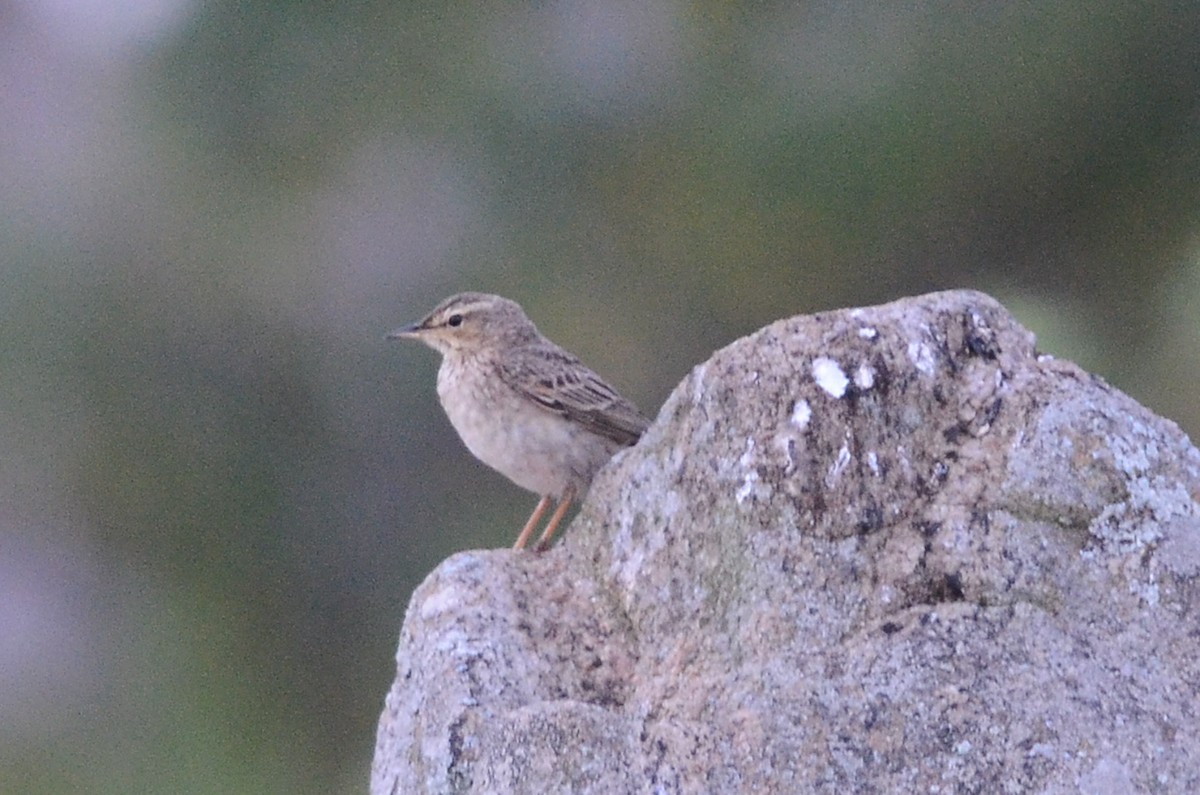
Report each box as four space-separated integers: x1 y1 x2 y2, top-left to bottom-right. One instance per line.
372 290 1200 794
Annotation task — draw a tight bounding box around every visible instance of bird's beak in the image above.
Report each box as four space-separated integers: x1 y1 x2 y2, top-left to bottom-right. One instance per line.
385 322 422 340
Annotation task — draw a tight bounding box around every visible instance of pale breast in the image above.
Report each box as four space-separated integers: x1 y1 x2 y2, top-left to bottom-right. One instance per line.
437 355 621 498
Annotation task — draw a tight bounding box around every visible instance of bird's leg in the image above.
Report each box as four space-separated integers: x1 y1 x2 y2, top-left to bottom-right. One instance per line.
513 495 552 550
534 488 575 552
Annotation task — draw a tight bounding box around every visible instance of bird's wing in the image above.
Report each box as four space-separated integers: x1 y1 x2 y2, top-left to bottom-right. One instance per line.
499 346 650 447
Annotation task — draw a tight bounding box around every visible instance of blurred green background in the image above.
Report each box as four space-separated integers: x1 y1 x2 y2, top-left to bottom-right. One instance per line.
3 2 1198 792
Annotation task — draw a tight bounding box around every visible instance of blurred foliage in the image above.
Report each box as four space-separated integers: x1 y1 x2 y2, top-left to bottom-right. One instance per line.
2 1 1198 792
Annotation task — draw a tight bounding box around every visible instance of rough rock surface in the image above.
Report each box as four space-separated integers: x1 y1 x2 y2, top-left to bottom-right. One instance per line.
372 290 1200 795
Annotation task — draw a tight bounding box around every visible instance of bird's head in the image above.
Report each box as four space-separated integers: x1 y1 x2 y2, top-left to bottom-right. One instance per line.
388 292 539 356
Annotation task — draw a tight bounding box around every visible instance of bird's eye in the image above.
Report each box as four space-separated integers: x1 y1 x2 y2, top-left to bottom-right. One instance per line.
447 314 463 327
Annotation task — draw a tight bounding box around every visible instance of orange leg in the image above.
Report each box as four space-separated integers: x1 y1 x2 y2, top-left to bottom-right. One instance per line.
534 488 575 552
512 495 552 550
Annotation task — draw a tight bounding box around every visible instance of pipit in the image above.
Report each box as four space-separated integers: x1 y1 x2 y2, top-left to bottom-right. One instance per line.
388 292 650 551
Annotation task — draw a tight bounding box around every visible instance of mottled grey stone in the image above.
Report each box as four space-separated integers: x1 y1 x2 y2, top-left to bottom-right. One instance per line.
373 290 1200 795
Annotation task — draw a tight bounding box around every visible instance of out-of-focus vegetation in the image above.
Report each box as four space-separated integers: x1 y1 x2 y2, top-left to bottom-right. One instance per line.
2 2 1197 792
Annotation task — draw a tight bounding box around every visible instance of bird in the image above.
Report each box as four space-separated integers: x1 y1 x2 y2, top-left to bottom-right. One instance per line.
388 292 650 551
